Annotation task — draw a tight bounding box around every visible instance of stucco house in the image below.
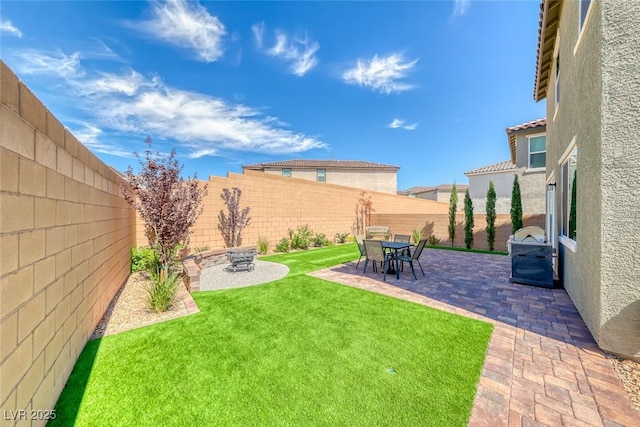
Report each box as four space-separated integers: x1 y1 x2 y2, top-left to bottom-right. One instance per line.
400 184 467 209
465 119 547 215
242 159 399 194
534 0 640 360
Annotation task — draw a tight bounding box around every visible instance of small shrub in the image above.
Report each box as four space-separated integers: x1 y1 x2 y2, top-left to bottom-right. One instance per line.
192 245 210 254
131 247 160 273
427 235 440 246
334 232 350 244
411 228 423 245
145 270 180 313
291 224 313 250
275 237 291 253
312 233 329 247
257 236 270 255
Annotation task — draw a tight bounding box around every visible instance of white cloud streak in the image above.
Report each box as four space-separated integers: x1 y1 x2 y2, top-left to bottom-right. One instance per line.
14 50 85 78
0 20 22 37
452 0 471 18
12 49 325 158
135 0 226 63
342 53 417 94
389 118 418 131
254 24 319 77
251 22 266 49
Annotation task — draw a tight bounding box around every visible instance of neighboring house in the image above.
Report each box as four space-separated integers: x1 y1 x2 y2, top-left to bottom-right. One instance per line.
242 160 399 194
465 119 547 215
534 0 640 360
401 184 467 209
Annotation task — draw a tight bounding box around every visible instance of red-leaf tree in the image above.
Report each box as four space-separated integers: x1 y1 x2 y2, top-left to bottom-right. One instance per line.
218 187 251 248
122 138 207 273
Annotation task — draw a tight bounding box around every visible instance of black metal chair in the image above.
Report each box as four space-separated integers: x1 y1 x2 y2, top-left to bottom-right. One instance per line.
362 240 393 281
395 239 427 280
355 234 366 268
394 234 412 257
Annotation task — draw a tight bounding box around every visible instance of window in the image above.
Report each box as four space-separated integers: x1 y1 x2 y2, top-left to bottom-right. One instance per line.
579 0 592 32
528 135 546 169
554 54 560 110
561 147 577 244
282 168 292 177
316 169 326 182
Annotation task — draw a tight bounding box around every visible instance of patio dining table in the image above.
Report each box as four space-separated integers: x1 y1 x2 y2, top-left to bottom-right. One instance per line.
381 241 413 279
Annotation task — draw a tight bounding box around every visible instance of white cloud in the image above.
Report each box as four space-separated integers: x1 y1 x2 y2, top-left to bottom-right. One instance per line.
1 20 22 37
251 22 266 49
70 122 134 158
135 0 226 63
342 53 417 94
101 84 325 156
452 0 471 18
256 25 319 77
389 118 418 131
13 52 325 158
14 50 85 78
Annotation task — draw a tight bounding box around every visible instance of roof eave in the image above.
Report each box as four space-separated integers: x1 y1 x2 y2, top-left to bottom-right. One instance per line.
534 0 562 102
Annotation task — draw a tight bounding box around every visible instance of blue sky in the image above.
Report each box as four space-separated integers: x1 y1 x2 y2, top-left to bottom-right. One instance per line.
1 0 545 190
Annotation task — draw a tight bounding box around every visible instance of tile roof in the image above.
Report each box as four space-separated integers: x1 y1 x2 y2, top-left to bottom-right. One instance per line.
465 160 516 176
506 118 546 161
401 184 468 195
242 159 399 170
505 118 546 134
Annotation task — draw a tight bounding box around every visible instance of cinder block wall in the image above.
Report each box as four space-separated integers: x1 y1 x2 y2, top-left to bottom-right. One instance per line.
136 170 451 250
371 213 545 251
0 61 135 424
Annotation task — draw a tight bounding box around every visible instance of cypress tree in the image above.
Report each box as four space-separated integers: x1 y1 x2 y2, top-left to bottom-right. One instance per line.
569 170 577 239
448 183 458 247
464 188 474 249
486 181 497 251
510 175 523 233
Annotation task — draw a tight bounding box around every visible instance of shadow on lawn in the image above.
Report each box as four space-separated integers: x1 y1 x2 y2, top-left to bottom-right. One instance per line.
324 247 601 354
50 338 102 426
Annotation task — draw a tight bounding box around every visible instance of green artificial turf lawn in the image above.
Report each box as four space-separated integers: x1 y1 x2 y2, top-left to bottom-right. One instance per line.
52 244 493 426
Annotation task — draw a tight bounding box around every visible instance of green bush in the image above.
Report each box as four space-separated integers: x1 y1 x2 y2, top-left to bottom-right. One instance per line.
411 228 423 245
312 233 329 247
427 235 440 246
257 236 270 255
275 238 291 253
334 232 350 244
131 247 160 273
192 245 210 254
291 225 313 250
145 270 180 313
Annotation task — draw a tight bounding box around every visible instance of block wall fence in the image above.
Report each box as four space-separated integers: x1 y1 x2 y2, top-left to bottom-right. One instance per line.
370 213 545 252
135 170 452 250
0 62 136 425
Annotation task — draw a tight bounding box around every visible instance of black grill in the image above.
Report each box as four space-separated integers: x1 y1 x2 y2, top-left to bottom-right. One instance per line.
508 227 554 288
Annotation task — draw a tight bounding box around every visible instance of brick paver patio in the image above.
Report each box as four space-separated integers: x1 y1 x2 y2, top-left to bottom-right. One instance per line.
309 248 639 427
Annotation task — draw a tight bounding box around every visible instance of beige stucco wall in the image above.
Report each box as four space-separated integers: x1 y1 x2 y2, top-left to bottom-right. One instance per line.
468 171 514 214
261 167 398 194
0 62 135 423
546 0 640 360
598 0 640 359
136 170 449 250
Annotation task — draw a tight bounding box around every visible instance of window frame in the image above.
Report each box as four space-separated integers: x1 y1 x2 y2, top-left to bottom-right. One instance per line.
527 133 547 170
316 169 326 182
575 0 595 54
558 139 577 252
282 168 292 177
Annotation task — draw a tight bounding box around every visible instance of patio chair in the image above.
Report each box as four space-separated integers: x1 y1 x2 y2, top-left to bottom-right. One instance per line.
362 240 393 281
395 239 427 280
394 234 412 257
355 234 366 268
